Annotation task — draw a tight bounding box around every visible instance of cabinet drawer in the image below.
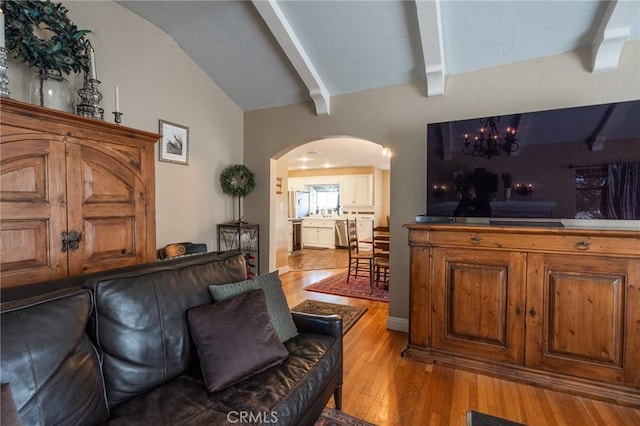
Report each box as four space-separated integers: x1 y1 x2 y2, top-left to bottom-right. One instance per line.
430 231 640 256
303 220 334 228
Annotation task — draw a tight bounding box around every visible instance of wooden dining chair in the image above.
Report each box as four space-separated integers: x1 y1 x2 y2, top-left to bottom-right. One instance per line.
372 226 390 289
346 219 373 292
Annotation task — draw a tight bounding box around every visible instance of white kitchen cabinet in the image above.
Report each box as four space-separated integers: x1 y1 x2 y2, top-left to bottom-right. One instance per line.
288 177 311 192
301 219 335 248
341 175 373 207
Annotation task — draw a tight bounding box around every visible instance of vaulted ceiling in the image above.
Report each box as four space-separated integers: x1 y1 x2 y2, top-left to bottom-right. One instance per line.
117 1 639 171
119 0 640 116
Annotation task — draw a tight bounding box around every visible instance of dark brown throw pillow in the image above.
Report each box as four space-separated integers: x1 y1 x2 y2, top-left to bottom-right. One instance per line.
187 289 289 393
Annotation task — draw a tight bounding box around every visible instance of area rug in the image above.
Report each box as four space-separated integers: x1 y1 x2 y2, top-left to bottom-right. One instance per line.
315 407 376 426
291 300 367 335
304 271 389 302
467 410 525 426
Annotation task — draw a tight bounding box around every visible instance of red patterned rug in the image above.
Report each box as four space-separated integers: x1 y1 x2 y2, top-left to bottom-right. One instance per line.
305 271 389 302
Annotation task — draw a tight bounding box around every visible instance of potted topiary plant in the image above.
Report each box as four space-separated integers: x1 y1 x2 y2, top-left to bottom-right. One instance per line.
220 164 256 223
3 0 91 112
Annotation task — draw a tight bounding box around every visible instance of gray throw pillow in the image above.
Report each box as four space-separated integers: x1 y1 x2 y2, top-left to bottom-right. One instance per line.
187 290 288 393
209 270 298 342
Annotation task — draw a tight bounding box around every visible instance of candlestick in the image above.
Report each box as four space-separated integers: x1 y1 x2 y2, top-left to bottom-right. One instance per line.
76 73 104 120
0 8 5 48
89 46 97 80
0 47 9 98
112 111 123 124
115 84 120 111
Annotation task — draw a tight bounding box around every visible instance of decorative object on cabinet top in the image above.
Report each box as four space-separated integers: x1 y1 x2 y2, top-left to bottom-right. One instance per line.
76 40 104 120
4 0 95 113
3 0 91 75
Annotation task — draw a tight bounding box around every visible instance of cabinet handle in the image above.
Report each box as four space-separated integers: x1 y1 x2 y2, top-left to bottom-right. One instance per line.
470 236 481 244
575 241 590 250
529 307 536 318
61 230 81 252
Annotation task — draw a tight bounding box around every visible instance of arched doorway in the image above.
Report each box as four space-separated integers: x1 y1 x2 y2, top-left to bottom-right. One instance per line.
268 136 391 273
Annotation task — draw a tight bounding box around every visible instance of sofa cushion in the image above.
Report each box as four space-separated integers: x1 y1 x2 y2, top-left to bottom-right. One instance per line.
209 271 298 342
83 251 248 408
106 331 340 425
0 289 109 426
188 289 288 392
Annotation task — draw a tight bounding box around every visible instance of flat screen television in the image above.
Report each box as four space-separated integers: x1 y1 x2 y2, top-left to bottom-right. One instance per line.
426 100 640 229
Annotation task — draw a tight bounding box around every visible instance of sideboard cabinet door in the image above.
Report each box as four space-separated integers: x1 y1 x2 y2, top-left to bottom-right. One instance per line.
1 99 158 288
431 247 527 365
526 253 640 388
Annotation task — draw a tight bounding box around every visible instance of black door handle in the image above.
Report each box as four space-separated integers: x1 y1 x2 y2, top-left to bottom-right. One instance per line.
61 230 81 252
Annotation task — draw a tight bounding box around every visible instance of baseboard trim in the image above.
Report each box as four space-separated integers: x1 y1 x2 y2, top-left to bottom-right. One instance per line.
278 265 290 274
386 316 408 332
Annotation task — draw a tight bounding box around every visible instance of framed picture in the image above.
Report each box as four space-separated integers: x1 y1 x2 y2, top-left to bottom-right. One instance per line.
159 120 189 165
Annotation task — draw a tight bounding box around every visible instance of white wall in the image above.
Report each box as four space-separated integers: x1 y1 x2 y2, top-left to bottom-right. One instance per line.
5 0 244 252
244 41 640 326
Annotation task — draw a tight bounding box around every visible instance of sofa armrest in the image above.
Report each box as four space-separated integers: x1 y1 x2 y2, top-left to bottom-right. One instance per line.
291 312 342 339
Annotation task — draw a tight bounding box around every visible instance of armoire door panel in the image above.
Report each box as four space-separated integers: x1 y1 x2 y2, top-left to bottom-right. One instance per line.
1 220 50 269
526 254 639 386
0 140 68 286
432 248 526 364
82 160 134 204
68 217 139 275
83 218 135 259
0 156 47 202
66 143 147 275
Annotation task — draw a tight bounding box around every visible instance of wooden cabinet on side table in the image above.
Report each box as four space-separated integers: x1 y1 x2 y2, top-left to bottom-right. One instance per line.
1 99 158 288
404 223 640 407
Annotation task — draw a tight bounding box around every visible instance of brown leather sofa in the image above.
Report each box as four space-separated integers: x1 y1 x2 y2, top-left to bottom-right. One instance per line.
0 251 343 425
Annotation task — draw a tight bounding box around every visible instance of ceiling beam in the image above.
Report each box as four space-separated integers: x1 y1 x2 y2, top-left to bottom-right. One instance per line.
415 0 445 97
591 0 638 73
252 0 330 115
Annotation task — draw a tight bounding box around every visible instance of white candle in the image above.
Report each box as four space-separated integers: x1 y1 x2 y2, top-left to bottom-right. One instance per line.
1 8 5 49
89 47 97 80
115 85 120 111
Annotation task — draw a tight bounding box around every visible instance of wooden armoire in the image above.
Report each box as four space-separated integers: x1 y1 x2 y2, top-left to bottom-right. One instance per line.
1 99 159 288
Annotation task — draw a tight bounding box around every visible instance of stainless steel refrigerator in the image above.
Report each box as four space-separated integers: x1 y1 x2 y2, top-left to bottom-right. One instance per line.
288 191 310 218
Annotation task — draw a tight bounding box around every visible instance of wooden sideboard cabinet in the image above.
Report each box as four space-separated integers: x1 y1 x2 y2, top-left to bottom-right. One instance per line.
404 223 640 407
1 99 159 288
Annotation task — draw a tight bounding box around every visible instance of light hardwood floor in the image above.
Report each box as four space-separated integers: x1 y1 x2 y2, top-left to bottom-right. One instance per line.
281 268 640 426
